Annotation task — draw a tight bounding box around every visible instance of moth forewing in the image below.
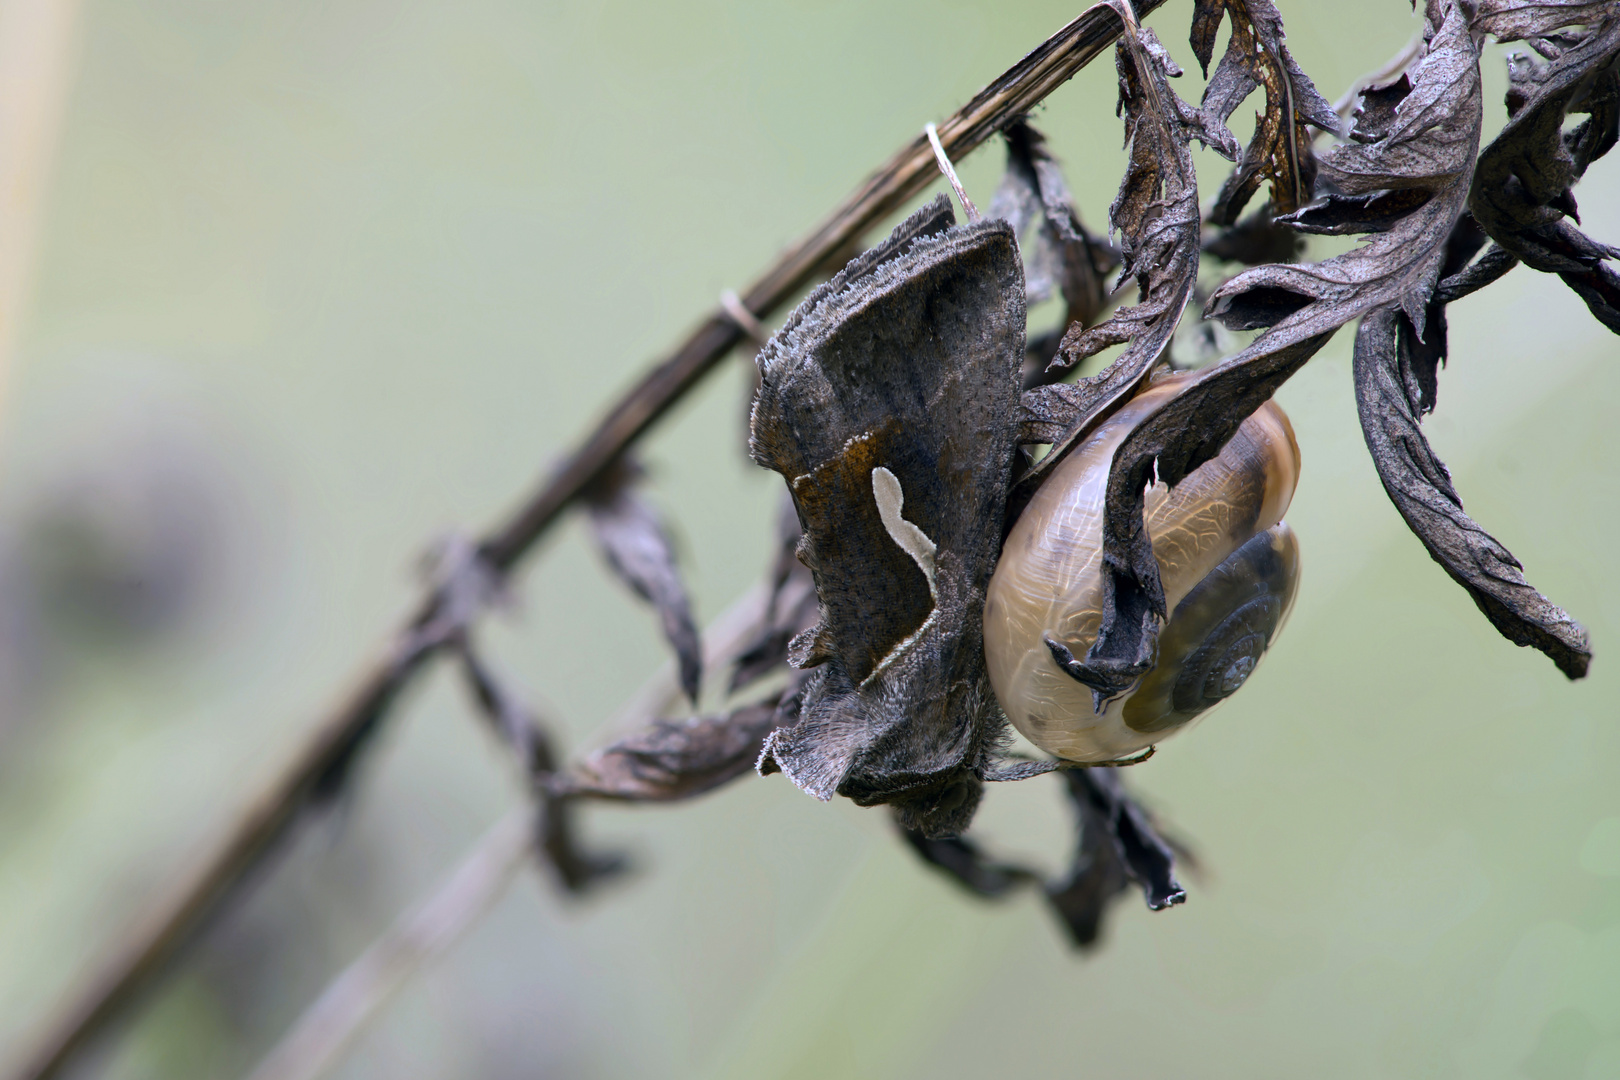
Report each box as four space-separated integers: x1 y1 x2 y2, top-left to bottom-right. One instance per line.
748 196 1026 837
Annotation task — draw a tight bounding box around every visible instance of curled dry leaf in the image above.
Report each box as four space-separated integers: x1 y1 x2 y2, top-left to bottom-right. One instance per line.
1073 1 1484 700
583 457 704 704
1191 0 1339 223
1192 0 1596 679
1017 25 1237 488
1201 203 1305 266
898 826 1040 899
1053 769 1184 921
1076 332 1333 702
555 698 783 802
453 642 628 891
1469 0 1620 42
1354 308 1591 678
1468 5 1620 331
988 118 1119 390
1213 0 1484 338
899 768 1187 947
1434 239 1519 303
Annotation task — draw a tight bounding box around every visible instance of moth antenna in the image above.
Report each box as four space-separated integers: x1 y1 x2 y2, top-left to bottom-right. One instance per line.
719 289 768 346
924 122 980 223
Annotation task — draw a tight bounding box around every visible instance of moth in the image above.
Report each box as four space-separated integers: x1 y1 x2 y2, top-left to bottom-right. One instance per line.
748 194 1025 838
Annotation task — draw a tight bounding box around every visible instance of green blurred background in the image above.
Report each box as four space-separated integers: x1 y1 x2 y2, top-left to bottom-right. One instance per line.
1 1 1617 1077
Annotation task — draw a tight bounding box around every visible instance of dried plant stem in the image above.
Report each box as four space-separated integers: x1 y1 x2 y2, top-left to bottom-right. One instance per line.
243 585 777 1080
8 4 1165 1078
242 808 532 1080
602 580 769 735
0 0 80 424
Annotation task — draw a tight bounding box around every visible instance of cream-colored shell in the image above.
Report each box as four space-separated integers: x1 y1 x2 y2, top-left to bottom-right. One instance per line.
983 372 1301 762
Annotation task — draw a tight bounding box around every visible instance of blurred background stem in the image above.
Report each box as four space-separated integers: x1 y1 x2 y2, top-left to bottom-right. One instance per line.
0 0 79 424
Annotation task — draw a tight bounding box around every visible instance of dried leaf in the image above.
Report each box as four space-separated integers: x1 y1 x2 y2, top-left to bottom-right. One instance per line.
1029 5 1482 702
898 824 1040 898
1048 770 1185 944
455 637 549 776
1209 3 1483 339
1016 25 1236 489
1354 308 1591 677
1468 8 1620 332
897 769 1187 949
1042 819 1131 948
1202 203 1305 265
728 494 818 693
1193 0 1340 222
1470 0 1618 42
584 457 703 704
1188 2 1597 681
1074 332 1333 700
1434 242 1519 303
454 643 627 891
989 119 1118 336
1052 3 1501 691
1073 6 1491 698
556 698 782 802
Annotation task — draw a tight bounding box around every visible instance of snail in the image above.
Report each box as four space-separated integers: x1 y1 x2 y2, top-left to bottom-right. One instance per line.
984 370 1301 763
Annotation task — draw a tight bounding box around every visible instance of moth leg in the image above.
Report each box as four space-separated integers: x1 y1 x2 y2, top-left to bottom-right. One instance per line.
1080 746 1156 768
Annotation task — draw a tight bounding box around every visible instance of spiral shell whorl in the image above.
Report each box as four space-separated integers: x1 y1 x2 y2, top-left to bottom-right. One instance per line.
983 372 1301 763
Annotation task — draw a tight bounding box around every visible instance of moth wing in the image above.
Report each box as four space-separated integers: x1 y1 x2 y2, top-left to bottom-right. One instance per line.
751 202 1025 687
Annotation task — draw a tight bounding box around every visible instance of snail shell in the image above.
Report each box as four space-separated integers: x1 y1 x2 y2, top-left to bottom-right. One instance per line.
984 371 1301 763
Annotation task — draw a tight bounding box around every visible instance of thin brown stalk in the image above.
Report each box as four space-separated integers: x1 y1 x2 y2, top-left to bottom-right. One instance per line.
242 808 532 1080
241 585 777 1080
6 4 1166 1077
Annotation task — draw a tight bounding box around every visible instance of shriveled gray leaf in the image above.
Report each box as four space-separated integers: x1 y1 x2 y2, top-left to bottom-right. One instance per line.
1069 8 1496 696
584 458 703 704
1016 25 1235 488
1079 4 1492 697
1050 770 1185 937
1434 243 1520 303
898 824 1041 898
989 119 1117 334
1468 8 1620 332
1353 308 1591 678
1470 0 1617 42
1187 2 1598 681
898 768 1187 949
1191 0 1340 222
454 643 628 891
1202 204 1305 265
556 698 781 802
1209 2 1482 342
748 199 1024 839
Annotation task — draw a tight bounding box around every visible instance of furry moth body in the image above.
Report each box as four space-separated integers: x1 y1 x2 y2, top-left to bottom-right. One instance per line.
748 196 1024 838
